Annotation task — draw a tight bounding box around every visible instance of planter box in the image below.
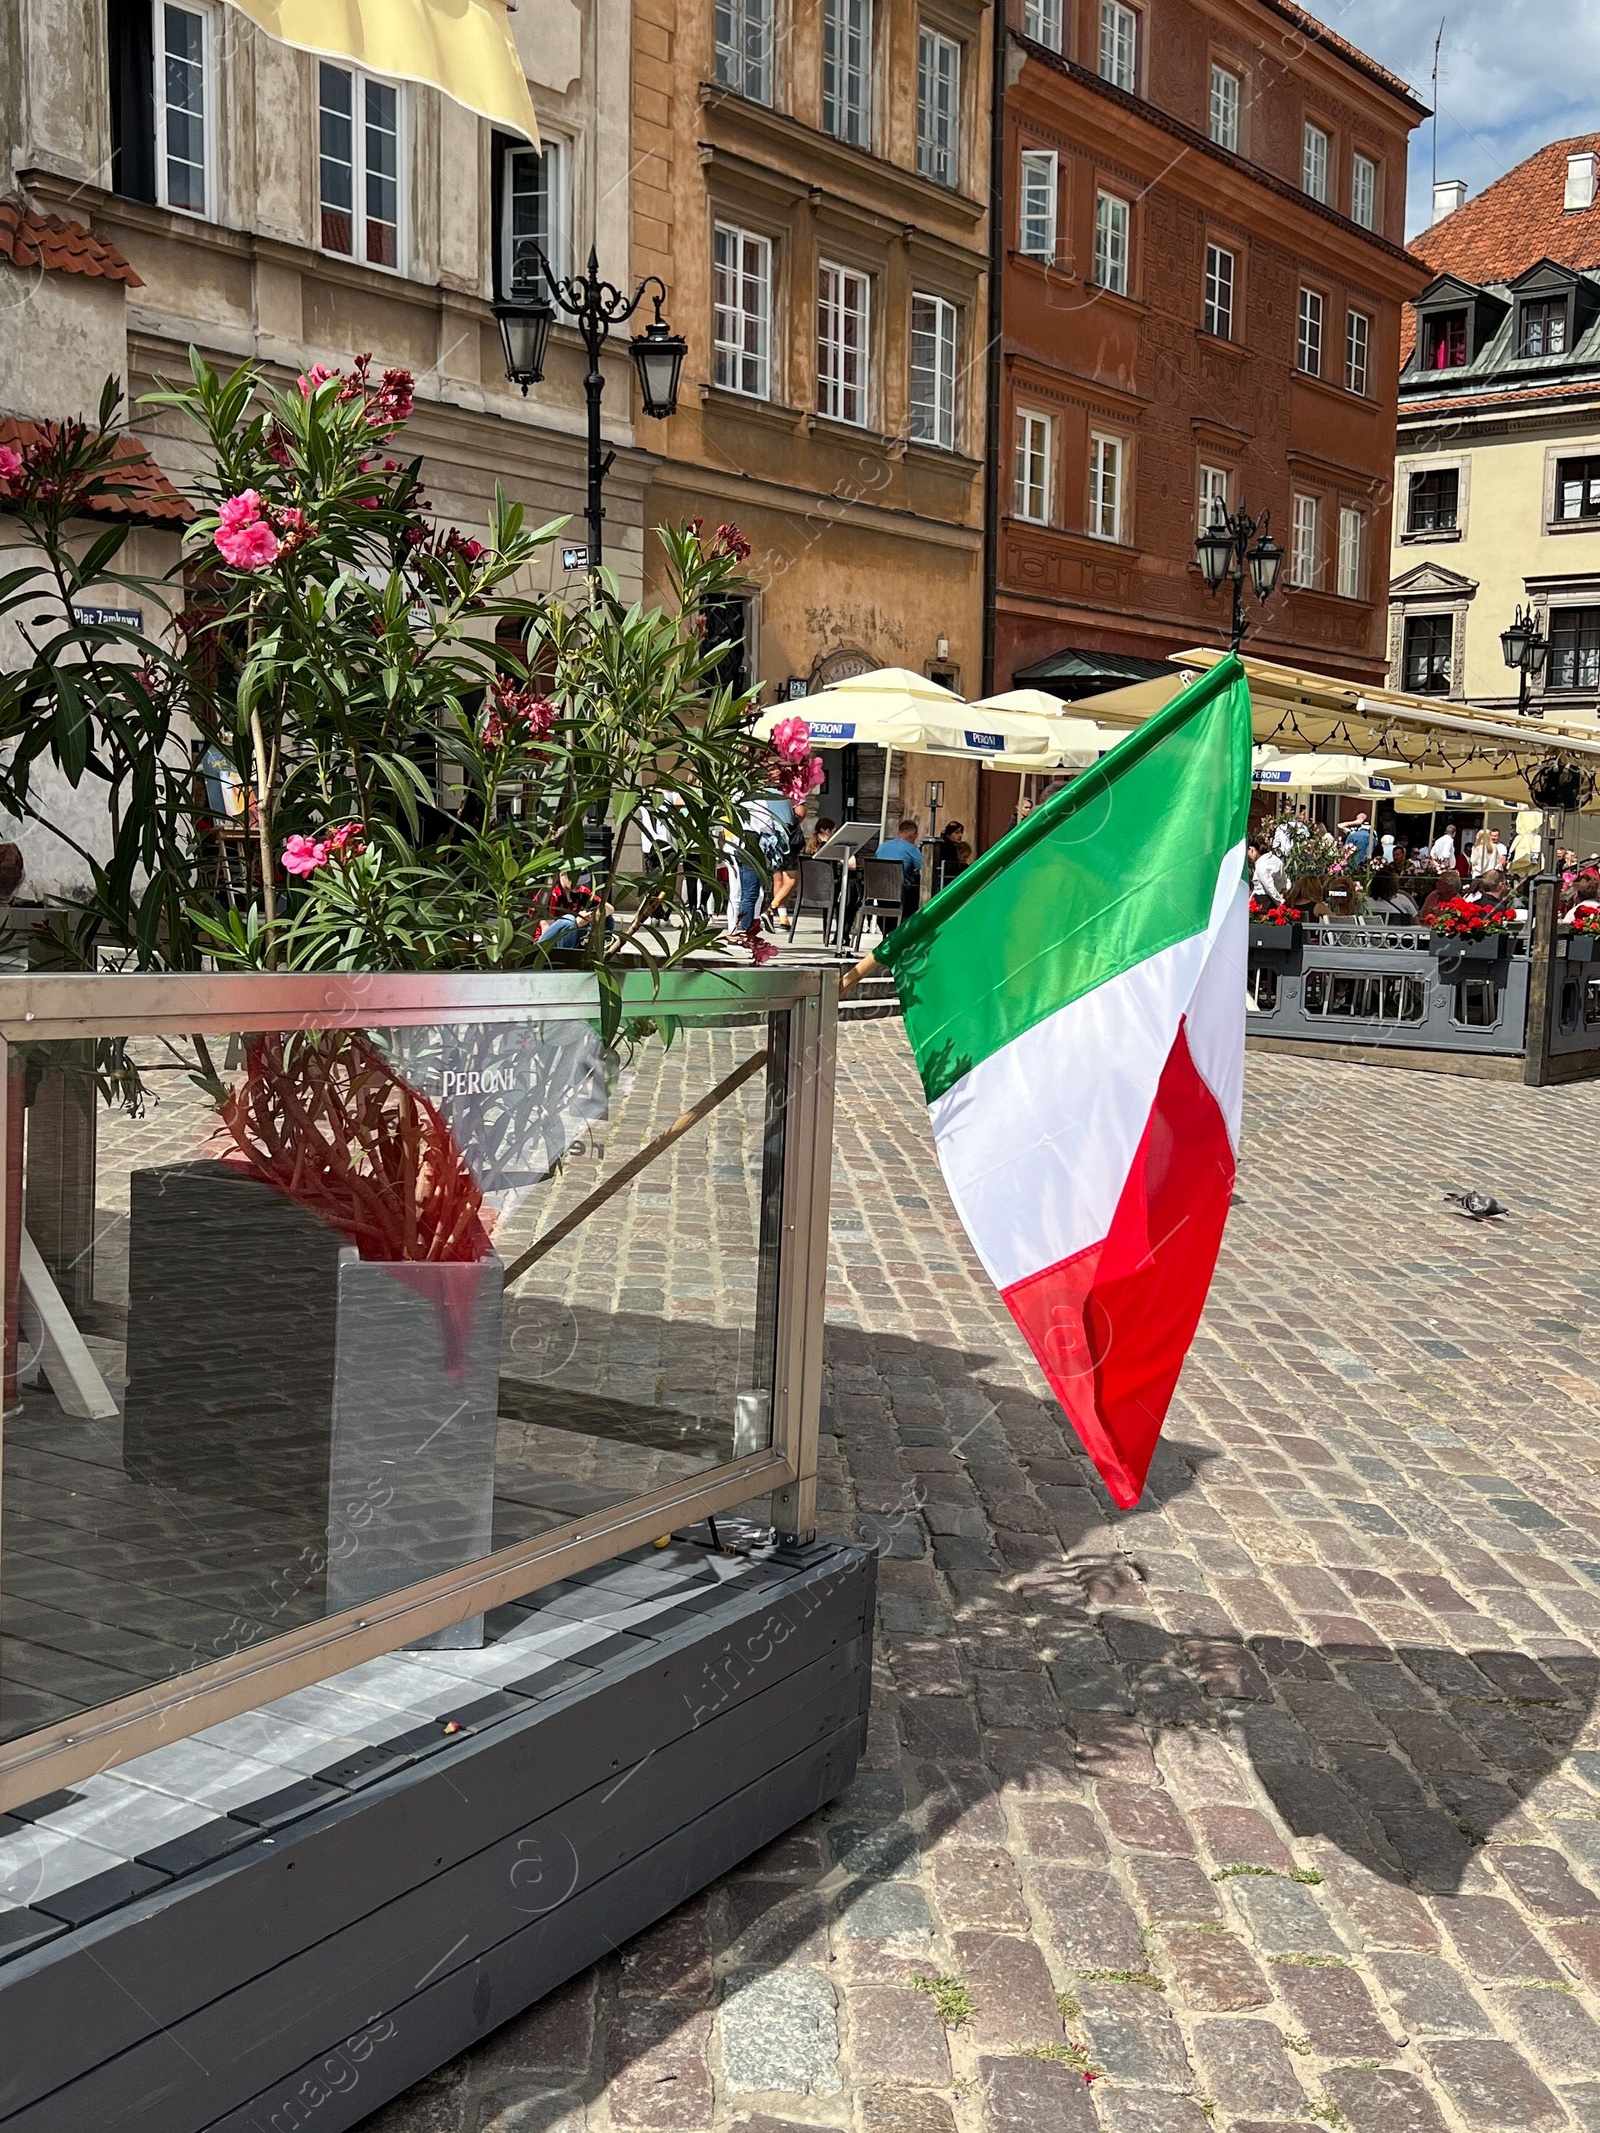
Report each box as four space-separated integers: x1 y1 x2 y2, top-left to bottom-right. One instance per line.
1566 935 1597 963
1248 921 1301 953
124 1162 504 1643
1429 932 1508 967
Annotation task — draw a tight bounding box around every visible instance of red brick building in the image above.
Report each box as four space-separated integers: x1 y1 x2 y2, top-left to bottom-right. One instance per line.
988 0 1429 743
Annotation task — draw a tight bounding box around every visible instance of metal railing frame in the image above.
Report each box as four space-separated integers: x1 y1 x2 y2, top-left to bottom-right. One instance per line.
0 965 837 1810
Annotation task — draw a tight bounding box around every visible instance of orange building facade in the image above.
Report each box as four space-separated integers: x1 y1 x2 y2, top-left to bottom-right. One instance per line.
991 0 1429 716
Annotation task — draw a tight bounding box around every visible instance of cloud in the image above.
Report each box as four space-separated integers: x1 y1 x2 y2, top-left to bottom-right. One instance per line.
1297 1 1600 238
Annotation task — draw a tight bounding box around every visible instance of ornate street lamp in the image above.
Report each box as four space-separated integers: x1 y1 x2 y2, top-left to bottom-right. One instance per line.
498 242 686 570
1194 502 1283 651
1500 603 1549 717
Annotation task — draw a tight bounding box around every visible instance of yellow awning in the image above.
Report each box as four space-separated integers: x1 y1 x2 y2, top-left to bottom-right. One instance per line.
226 0 538 142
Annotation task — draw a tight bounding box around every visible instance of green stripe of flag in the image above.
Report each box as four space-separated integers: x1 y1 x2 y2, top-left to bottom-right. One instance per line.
876 658 1254 1106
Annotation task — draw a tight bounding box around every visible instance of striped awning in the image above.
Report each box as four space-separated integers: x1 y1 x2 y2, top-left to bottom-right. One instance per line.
225 0 538 142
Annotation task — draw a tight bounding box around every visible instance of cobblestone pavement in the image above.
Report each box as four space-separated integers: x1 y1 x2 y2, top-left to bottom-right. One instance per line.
369 1025 1600 2133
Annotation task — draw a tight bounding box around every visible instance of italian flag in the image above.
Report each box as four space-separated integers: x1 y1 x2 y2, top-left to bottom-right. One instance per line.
875 659 1252 1508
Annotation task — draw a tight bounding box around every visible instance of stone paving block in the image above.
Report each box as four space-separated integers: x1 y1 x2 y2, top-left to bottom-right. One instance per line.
721 1971 840 2098
1224 1874 1347 1954
1010 1799 1107 1862
1561 2081 1600 2133
1435 1895 1569 1983
476 1974 597 2076
1496 1985 1600 2078
1162 1928 1272 2010
723 1883 831 1969
1194 1804 1295 1874
952 1932 1063 2049
1323 2066 1450 2133
1094 2091 1213 2133
1493 1845 1600 1919
1128 1853 1223 1923
476 2091 587 2132
1190 2016 1305 2116
928 1846 1030 1931
1423 2038 1567 2127
858 2092 956 2133
846 1988 950 2087
604 2007 715 2129
1033 1866 1147 1965
1076 1979 1193 2090
1096 1780 1193 1853
977 2053 1097 2133
1273 1958 1400 2056
1316 1853 1440 1949
838 1880 936 1947
1370 1952 1494 2035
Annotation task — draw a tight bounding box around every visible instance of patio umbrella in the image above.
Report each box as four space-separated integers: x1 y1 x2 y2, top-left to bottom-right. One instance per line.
963 692 1118 772
1251 750 1408 797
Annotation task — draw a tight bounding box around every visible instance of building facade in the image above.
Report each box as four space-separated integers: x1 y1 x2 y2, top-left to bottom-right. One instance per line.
628 0 992 834
1389 138 1600 732
993 0 1427 736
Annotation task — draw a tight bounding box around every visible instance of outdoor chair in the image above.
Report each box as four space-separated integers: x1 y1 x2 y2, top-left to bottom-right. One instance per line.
853 858 910 946
789 858 840 943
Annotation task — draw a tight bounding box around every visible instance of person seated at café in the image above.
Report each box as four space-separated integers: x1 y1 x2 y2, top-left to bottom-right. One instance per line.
876 816 924 923
1364 867 1404 919
805 815 837 859
1561 867 1600 917
1286 873 1328 917
934 819 968 890
1416 874 1466 923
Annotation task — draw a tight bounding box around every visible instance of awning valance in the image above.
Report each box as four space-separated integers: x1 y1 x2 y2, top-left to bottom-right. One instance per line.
225 0 538 142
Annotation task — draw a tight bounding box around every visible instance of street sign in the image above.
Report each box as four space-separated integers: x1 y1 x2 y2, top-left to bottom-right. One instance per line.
782 676 810 701
561 545 588 571
72 604 143 630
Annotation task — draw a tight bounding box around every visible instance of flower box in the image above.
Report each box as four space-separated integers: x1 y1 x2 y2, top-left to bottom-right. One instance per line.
1428 932 1506 965
1248 921 1301 953
1565 934 1598 963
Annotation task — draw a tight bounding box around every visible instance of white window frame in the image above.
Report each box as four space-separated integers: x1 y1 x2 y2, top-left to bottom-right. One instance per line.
1351 151 1377 230
1098 0 1138 91
1019 149 1058 260
817 259 871 426
319 60 407 273
1302 120 1330 203
916 25 961 188
1209 63 1240 152
1291 492 1320 587
1203 243 1234 339
1198 463 1229 534
714 0 774 105
1297 286 1323 376
500 138 568 301
1089 430 1124 542
823 0 873 148
1023 0 1063 51
713 222 774 400
1337 505 1365 599
1013 409 1052 523
153 0 216 218
909 292 958 451
1345 307 1370 396
1094 190 1130 295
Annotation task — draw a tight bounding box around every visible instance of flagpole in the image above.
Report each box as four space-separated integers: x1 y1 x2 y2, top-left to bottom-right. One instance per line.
840 952 879 997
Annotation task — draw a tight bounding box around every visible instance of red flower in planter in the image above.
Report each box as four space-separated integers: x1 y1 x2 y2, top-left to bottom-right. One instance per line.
1248 899 1303 926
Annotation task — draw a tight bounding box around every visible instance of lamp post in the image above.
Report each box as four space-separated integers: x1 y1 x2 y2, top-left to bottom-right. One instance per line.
1500 603 1549 719
495 243 687 571
1195 502 1284 653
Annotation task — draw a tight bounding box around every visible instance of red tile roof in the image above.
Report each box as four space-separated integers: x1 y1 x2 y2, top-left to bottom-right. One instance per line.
1404 378 1600 420
0 199 142 286
1412 135 1600 285
0 418 194 526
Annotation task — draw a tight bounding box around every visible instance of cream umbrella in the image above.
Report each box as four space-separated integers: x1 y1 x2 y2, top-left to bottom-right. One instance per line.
963 691 1119 772
1252 750 1409 797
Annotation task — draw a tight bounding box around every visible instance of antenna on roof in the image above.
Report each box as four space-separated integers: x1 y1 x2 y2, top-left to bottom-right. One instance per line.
1432 17 1444 196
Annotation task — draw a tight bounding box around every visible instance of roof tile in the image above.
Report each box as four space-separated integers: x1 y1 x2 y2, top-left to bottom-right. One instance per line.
0 200 142 287
1413 135 1600 287
0 418 194 526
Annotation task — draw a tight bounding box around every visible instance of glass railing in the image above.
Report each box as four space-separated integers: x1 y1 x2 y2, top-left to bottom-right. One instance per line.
0 967 835 1808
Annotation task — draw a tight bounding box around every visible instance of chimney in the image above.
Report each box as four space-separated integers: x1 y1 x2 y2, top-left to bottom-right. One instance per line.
1566 151 1597 212
1433 179 1468 223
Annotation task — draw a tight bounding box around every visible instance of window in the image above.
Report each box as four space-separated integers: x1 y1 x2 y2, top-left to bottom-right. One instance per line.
703 595 755 698
713 224 773 399
1351 151 1377 229
1407 466 1459 532
1014 411 1052 522
1519 298 1569 357
1549 608 1600 692
320 62 402 268
1290 493 1319 586
1556 457 1600 521
1296 287 1323 375
715 0 773 104
917 27 961 187
1209 64 1240 152
1402 613 1453 693
1023 0 1063 50
1302 121 1329 203
1019 150 1058 259
155 2 211 214
1094 191 1130 295
1203 244 1234 338
1337 506 1364 598
1422 310 1468 369
1198 463 1229 533
1098 0 1137 90
500 140 567 301
1345 308 1370 394
817 260 871 425
910 293 958 450
1089 432 1124 540
823 0 873 147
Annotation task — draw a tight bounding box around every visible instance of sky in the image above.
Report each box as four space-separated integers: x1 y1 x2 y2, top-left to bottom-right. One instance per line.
1299 1 1600 238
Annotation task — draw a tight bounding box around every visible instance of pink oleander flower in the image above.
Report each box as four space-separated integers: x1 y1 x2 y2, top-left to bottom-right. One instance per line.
775 753 825 805
270 505 312 558
324 821 364 858
215 490 280 570
747 932 778 966
281 833 327 876
770 715 813 765
297 364 336 398
368 368 415 427
712 520 751 562
0 445 23 488
484 679 558 745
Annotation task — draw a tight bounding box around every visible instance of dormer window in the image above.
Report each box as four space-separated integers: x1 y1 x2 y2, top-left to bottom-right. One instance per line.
1422 311 1468 369
1519 297 1569 357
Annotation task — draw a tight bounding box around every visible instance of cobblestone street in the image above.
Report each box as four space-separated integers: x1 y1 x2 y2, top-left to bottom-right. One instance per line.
371 1022 1600 2133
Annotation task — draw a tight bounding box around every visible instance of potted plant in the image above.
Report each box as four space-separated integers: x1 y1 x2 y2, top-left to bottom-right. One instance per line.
1248 897 1304 952
1565 907 1600 963
1427 896 1520 976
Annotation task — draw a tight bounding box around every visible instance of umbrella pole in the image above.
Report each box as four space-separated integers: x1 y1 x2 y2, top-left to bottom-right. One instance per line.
878 748 894 843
